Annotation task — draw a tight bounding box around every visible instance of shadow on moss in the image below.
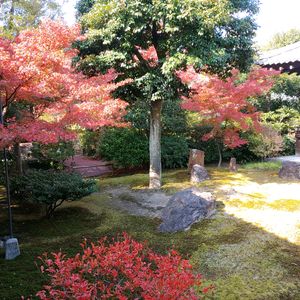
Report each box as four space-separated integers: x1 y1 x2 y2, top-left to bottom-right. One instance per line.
0 167 299 299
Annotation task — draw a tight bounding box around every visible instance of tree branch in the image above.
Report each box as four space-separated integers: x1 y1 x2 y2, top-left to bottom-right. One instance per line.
133 46 151 71
152 21 159 54
5 83 23 107
151 21 163 63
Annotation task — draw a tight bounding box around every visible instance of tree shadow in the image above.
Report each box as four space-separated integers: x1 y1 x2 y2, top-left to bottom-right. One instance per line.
0 169 299 299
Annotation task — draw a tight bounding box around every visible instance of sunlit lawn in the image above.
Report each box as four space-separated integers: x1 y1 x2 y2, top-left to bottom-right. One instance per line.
0 163 299 299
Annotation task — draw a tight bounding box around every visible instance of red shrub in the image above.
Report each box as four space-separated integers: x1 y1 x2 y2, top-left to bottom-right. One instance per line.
36 234 212 299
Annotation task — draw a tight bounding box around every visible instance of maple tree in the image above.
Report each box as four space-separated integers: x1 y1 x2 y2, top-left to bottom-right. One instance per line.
177 66 279 166
36 233 213 299
0 20 128 152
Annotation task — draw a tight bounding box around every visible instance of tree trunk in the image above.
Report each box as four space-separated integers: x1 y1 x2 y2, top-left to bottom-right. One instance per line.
217 142 222 168
14 143 23 175
149 100 162 189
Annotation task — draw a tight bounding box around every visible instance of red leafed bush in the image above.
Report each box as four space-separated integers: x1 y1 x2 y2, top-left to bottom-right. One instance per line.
36 234 212 299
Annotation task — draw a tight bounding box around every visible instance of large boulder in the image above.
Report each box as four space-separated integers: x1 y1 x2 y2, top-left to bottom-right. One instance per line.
158 188 216 232
190 164 209 183
279 161 300 179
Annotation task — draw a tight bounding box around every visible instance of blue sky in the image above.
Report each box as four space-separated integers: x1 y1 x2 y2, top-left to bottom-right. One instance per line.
62 0 300 46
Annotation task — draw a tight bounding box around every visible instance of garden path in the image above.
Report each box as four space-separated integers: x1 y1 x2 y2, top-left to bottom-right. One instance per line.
64 155 113 177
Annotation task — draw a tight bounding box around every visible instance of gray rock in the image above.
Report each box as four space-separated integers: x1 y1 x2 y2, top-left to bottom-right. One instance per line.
279 161 300 179
158 188 216 232
190 164 209 183
5 238 20 260
105 187 171 218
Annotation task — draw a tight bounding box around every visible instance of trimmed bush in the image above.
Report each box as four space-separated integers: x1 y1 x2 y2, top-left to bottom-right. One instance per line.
98 128 149 168
10 170 96 217
98 127 189 169
188 126 258 164
30 141 75 170
161 135 189 168
80 129 102 157
282 135 296 155
248 125 283 159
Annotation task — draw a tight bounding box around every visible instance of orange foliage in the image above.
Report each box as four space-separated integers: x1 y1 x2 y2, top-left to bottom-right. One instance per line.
0 20 129 147
177 66 279 148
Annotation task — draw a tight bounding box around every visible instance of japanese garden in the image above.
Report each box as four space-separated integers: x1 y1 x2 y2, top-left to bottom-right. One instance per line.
0 0 300 299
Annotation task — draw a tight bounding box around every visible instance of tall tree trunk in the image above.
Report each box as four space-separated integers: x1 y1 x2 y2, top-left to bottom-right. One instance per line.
14 143 23 175
149 100 162 189
217 142 222 168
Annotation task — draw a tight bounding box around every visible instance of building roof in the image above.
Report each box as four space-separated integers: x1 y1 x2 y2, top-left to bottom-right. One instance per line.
258 41 300 66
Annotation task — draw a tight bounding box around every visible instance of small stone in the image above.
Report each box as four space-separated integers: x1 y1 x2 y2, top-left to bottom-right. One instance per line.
5 238 20 260
158 187 216 232
190 164 209 183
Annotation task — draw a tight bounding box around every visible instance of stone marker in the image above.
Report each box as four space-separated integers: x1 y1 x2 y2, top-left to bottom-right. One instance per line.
279 161 300 180
188 149 204 171
5 238 20 260
190 164 209 183
229 157 237 172
296 127 300 156
158 188 216 232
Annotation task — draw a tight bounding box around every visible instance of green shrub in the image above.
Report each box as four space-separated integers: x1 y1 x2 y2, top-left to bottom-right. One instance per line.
161 135 189 168
10 170 96 217
260 107 298 156
222 144 259 164
98 128 189 169
242 161 282 171
261 107 300 135
0 149 18 181
251 73 300 112
98 128 149 168
248 125 283 159
80 129 102 157
188 126 258 164
282 135 295 155
30 141 74 170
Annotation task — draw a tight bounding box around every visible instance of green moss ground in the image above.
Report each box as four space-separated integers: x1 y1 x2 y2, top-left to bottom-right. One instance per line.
0 164 299 299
